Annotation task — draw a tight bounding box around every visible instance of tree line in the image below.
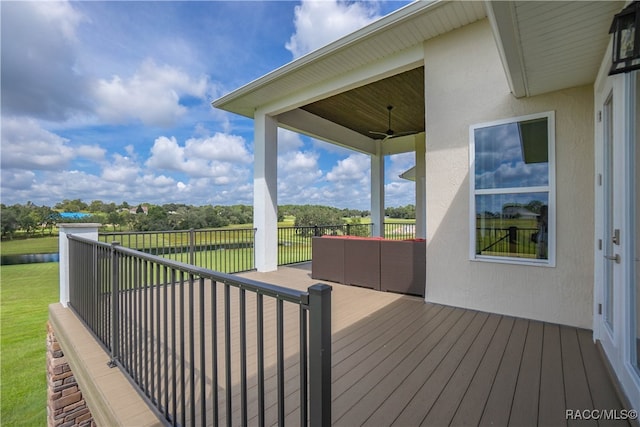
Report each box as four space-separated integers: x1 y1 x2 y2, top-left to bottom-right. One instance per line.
1 199 415 239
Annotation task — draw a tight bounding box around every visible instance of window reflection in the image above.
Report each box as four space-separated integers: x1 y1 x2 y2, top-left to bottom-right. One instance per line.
475 193 548 259
474 118 549 190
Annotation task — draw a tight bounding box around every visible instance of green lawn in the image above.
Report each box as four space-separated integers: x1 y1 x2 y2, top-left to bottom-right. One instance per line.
1 263 59 426
1 236 59 256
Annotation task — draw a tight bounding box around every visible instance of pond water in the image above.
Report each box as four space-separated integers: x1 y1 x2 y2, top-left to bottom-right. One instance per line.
1 253 59 265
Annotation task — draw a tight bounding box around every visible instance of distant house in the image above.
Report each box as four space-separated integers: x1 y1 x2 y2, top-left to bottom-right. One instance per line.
214 1 639 411
501 205 538 220
128 205 148 215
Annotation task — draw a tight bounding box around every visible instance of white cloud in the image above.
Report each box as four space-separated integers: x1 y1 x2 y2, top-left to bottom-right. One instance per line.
0 117 74 170
101 154 141 183
326 153 370 184
385 180 415 207
278 129 304 153
146 134 252 182
387 152 415 180
93 59 209 127
185 133 252 164
285 0 380 58
1 1 89 120
1 170 36 191
76 145 107 161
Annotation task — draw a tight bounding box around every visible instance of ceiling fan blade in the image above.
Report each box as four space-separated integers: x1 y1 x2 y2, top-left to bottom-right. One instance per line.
386 130 419 139
368 130 390 138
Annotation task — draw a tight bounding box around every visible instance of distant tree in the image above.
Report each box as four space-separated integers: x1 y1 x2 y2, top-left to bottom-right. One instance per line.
133 205 169 231
385 204 415 219
294 205 343 228
1 205 19 239
18 209 38 236
107 211 124 231
526 200 544 214
347 217 370 237
88 200 105 213
55 199 88 212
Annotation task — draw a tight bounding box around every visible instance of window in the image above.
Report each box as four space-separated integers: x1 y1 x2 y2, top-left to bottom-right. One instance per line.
470 111 555 266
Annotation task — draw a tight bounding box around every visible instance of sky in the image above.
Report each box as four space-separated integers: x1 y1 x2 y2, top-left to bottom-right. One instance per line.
1 0 417 210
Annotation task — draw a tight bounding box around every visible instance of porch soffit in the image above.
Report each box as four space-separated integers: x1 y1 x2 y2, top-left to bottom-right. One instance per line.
487 1 625 98
300 67 425 141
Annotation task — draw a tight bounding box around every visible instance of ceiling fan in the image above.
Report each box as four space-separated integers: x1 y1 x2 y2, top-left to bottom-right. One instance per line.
368 105 418 140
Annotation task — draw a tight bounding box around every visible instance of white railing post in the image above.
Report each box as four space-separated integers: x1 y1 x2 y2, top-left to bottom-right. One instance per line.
58 223 101 307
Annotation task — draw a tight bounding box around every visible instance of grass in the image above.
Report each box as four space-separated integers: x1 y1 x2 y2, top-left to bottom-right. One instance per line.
1 262 59 426
1 236 59 256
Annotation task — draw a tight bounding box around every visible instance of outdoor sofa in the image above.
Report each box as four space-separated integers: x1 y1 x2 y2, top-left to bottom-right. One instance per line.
311 235 425 297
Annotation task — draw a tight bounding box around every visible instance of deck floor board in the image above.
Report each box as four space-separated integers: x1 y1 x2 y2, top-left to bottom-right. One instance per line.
239 264 631 427
115 263 630 426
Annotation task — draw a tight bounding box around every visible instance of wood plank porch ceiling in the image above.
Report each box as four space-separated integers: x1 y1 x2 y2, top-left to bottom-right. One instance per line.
300 67 425 140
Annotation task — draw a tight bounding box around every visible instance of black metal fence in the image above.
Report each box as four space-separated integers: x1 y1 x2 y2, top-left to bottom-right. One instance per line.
277 224 373 266
100 222 417 270
99 228 256 273
68 234 332 427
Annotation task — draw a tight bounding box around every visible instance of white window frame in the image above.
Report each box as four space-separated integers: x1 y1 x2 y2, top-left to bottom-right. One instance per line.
469 111 556 267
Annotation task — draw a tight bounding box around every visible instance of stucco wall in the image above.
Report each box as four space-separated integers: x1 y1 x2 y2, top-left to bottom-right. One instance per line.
423 19 595 328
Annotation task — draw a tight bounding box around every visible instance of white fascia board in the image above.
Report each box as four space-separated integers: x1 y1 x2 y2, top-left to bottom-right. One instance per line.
485 1 528 98
278 109 376 155
261 45 425 118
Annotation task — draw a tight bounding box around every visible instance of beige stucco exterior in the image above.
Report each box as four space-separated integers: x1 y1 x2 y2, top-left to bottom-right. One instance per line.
423 20 595 329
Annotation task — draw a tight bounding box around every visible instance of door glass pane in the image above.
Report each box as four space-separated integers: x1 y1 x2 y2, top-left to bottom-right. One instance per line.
604 94 615 331
634 72 639 372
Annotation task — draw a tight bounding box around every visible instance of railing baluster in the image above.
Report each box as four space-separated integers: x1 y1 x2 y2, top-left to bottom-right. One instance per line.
150 263 156 404
143 259 149 394
110 242 120 365
189 273 196 426
224 283 232 427
179 271 186 427
300 307 308 426
170 268 177 427
199 277 206 427
277 299 284 427
163 266 169 420
256 293 265 427
211 280 219 427
240 287 247 426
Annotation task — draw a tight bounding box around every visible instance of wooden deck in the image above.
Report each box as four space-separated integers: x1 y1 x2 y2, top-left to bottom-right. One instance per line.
236 263 630 427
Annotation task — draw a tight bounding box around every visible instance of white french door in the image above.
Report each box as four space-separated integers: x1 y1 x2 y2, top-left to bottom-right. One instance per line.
595 71 640 412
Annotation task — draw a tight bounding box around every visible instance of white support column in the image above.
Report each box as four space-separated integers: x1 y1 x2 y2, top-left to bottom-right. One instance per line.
58 223 100 307
415 134 427 238
371 142 385 237
254 112 279 272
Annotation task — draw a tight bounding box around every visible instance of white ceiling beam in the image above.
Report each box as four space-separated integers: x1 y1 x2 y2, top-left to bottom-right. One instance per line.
277 108 377 155
485 1 528 98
